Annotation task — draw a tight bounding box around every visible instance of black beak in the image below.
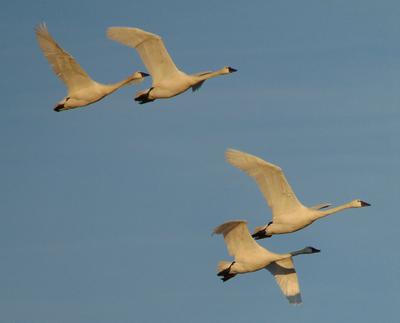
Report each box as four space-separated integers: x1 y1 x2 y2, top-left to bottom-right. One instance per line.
361 201 371 207
310 247 321 253
140 72 150 77
228 67 237 73
54 104 64 112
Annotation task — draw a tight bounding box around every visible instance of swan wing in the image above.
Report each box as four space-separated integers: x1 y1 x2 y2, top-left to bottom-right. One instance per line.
225 149 304 221
265 258 302 304
107 27 180 83
35 23 94 92
213 220 264 261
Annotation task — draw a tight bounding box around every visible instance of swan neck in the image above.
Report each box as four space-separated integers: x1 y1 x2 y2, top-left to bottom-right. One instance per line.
316 202 354 219
290 249 306 257
196 69 225 81
104 76 134 93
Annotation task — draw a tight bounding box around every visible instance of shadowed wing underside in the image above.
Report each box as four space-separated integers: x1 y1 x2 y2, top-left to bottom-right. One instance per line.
266 258 302 304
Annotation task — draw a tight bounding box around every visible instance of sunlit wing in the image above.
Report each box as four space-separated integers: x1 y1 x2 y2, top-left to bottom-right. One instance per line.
35 23 94 92
213 220 265 262
225 149 304 221
265 258 302 304
107 27 180 83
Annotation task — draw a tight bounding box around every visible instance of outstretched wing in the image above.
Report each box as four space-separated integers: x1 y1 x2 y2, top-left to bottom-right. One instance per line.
213 220 264 261
35 23 93 92
265 258 302 304
107 27 180 83
225 149 304 222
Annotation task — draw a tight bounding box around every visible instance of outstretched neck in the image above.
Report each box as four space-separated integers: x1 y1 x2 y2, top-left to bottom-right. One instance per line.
314 201 355 220
290 247 320 257
196 68 228 81
102 74 139 94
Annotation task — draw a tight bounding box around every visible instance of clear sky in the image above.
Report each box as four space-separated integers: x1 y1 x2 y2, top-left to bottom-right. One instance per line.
1 0 399 322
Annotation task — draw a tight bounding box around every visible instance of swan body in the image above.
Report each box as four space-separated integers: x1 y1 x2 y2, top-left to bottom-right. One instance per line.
106 27 237 103
213 220 320 304
225 149 371 239
35 23 149 112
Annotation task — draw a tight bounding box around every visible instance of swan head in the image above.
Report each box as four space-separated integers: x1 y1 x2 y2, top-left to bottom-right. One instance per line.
302 246 321 254
222 66 237 74
137 71 150 78
290 246 320 257
352 199 371 208
129 71 150 81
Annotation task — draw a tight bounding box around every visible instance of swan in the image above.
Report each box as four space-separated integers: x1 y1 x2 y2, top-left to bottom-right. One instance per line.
225 149 371 239
106 27 237 104
35 23 149 112
213 220 320 304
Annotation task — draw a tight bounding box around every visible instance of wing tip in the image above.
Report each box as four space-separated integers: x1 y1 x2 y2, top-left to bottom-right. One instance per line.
35 21 48 36
106 26 162 48
225 148 283 172
212 220 247 235
287 293 302 305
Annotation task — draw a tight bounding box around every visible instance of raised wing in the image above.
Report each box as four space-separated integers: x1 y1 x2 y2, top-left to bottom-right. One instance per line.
310 203 331 210
213 220 264 261
107 27 180 83
35 23 93 92
225 149 304 221
266 258 302 304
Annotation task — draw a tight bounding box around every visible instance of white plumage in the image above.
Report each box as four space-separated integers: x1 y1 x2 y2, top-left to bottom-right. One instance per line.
106 27 237 104
225 149 371 239
213 220 320 304
35 23 148 112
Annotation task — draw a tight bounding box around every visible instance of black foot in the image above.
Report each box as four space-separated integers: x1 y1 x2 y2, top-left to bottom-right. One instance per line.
220 274 236 282
135 88 154 104
252 230 267 240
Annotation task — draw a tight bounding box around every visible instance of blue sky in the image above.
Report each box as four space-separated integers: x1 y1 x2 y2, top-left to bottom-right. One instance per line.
1 0 399 322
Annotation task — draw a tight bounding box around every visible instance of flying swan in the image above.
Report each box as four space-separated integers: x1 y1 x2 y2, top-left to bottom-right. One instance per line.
35 23 149 112
225 149 371 239
213 220 320 304
106 26 237 104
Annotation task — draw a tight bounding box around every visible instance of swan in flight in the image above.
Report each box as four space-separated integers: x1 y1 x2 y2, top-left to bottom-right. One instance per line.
35 23 149 112
225 149 371 239
213 220 320 304
106 27 237 104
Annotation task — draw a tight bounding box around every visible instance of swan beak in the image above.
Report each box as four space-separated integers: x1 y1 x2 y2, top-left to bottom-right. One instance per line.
310 247 321 253
140 72 150 78
54 104 64 112
361 201 371 207
228 67 237 73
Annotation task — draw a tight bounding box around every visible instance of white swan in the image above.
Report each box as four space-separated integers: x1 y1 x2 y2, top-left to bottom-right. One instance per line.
225 149 371 239
106 27 237 104
213 220 320 304
35 23 149 112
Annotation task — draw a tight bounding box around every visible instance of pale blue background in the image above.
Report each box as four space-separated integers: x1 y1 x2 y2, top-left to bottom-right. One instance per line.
1 0 399 322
